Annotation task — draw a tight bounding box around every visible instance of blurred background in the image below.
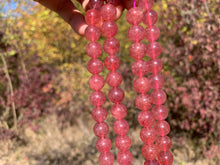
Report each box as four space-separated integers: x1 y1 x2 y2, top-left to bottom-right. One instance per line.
0 0 219 164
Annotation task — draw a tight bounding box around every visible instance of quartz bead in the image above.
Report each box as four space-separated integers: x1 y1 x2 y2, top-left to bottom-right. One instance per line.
117 150 133 165
86 42 102 58
101 4 117 21
142 144 158 160
104 55 120 71
113 119 129 135
144 159 159 165
96 137 112 153
158 151 173 165
126 7 143 25
89 74 105 91
151 89 167 105
140 127 157 144
138 0 154 11
85 9 101 25
99 152 115 165
142 10 158 26
85 25 101 41
129 42 146 60
106 71 122 87
90 91 105 106
115 135 131 151
155 120 170 136
111 103 127 119
145 25 160 42
94 122 109 137
101 21 118 38
88 0 104 10
87 58 103 74
133 77 151 93
146 42 162 58
103 38 120 54
131 60 148 76
152 105 168 121
156 136 172 151
92 106 108 123
108 87 124 103
135 94 152 110
148 58 163 74
149 74 164 89
128 25 145 42
138 110 154 127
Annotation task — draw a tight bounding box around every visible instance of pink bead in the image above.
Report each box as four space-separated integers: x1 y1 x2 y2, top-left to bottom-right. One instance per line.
151 89 167 105
96 137 112 153
138 111 154 127
140 127 157 144
148 59 163 74
85 9 101 25
129 42 146 60
113 119 129 135
142 10 158 26
108 87 124 103
101 21 118 38
103 38 120 54
131 60 148 77
142 144 158 160
90 91 105 106
92 106 108 123
144 159 159 165
155 120 170 136
88 0 104 10
126 7 143 25
117 150 133 165
99 152 115 165
152 105 168 121
146 42 162 58
133 77 151 93
106 0 120 5
104 55 120 71
101 4 117 21
158 151 173 165
115 135 131 151
106 71 122 87
94 122 109 137
111 103 127 119
128 25 145 42
138 0 154 11
86 42 102 58
87 59 103 74
145 25 160 42
135 94 152 110
89 74 105 91
85 25 101 41
157 136 172 151
149 74 164 89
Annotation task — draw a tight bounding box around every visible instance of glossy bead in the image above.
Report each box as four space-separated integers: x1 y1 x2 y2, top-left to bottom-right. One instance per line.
104 55 120 71
133 77 151 93
89 74 105 91
158 151 173 165
106 71 122 87
115 135 131 151
113 119 129 135
111 103 127 119
145 25 160 42
142 144 158 160
117 150 133 165
152 105 168 121
126 7 143 25
131 60 148 76
92 106 108 123
87 58 103 74
140 127 157 144
86 42 102 58
155 120 170 136
108 87 124 103
142 10 158 26
138 0 154 11
101 4 117 21
138 110 154 127
99 152 115 165
144 159 160 165
96 137 112 153
88 0 104 10
157 136 172 151
135 94 152 110
90 91 105 106
94 122 109 137
85 25 101 41
149 74 164 89
146 42 162 58
151 89 167 105
128 25 145 42
103 38 120 54
148 58 163 74
85 9 101 25
129 42 146 60
101 21 118 38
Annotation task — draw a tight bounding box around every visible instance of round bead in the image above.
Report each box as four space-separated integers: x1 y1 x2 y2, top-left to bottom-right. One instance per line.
113 119 129 135
138 111 154 127
158 151 174 165
152 105 168 121
96 137 112 153
145 25 160 42
86 42 102 58
131 60 148 76
104 55 120 71
92 106 108 123
87 58 103 74
94 122 109 137
85 25 101 41
101 4 117 21
103 38 120 54
117 150 133 165
89 74 105 91
128 25 145 42
101 21 118 38
99 152 115 165
140 127 157 144
146 42 162 58
115 135 131 151
90 91 105 106
151 89 167 105
126 7 143 25
142 10 158 26
138 0 154 11
111 103 127 119
108 87 124 103
157 136 172 151
144 159 159 165
88 0 104 10
142 144 158 160
155 120 170 136
106 71 122 87
148 58 163 74
85 9 101 25
129 42 146 60
149 74 164 89
135 94 152 110
133 77 151 93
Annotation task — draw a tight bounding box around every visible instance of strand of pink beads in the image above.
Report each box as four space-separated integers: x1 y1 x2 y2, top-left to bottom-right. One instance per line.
100 3 133 165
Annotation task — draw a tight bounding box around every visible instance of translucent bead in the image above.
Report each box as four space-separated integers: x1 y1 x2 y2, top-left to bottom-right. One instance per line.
155 120 170 136
85 9 101 25
157 136 172 151
148 58 163 74
94 122 109 137
104 55 120 71
108 87 124 103
152 105 168 121
149 74 164 89
101 4 117 21
99 152 114 165
133 77 151 93
117 150 133 165
90 91 105 106
86 42 102 58
138 0 154 11
96 137 112 153
111 103 127 119
128 25 145 42
151 89 167 105
131 60 148 77
92 106 108 123
113 119 129 135
158 151 173 165
106 71 122 87
144 159 159 165
126 7 143 25
103 38 120 54
138 111 154 127
145 25 160 42
129 42 146 60
89 74 105 91
142 10 158 26
140 127 157 144
146 42 162 58
88 0 104 10
101 21 118 38
135 94 152 110
87 58 103 74
115 135 131 151
85 25 101 41
142 144 158 160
